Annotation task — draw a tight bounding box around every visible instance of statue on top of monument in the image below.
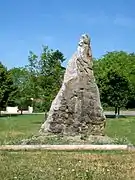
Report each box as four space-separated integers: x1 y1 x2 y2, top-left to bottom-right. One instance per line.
78 34 90 46
77 34 92 60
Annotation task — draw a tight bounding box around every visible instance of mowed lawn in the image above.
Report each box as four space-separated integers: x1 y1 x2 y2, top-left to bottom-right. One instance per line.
0 150 135 180
0 115 135 180
0 114 135 145
0 114 44 145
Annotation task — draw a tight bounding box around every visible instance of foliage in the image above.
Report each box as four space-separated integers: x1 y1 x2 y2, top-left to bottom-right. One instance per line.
26 46 66 112
1 46 135 113
0 62 16 112
94 51 135 111
8 46 65 112
8 67 32 111
101 70 130 111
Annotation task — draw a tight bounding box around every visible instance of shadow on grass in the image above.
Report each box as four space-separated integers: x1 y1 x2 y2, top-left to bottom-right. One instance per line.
0 114 20 118
105 115 127 118
32 121 43 125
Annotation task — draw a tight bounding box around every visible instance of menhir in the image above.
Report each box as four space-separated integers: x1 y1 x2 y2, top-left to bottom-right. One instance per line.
40 34 106 137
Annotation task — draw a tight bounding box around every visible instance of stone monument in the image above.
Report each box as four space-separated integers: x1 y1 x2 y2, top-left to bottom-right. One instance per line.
40 34 106 137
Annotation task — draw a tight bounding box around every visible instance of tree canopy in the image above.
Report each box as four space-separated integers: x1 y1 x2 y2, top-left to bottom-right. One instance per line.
0 62 16 112
93 51 135 114
8 46 66 112
1 46 135 115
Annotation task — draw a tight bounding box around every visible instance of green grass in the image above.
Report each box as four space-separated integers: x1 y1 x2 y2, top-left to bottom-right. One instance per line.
0 115 135 145
0 150 135 180
105 117 135 145
0 114 44 145
0 115 135 179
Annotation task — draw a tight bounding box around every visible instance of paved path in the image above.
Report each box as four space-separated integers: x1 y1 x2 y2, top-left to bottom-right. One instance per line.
105 111 135 116
1 111 135 116
33 111 135 116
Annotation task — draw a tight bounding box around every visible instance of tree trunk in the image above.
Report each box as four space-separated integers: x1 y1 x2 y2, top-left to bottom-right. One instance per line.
115 106 118 118
118 107 120 117
0 106 3 117
20 107 23 115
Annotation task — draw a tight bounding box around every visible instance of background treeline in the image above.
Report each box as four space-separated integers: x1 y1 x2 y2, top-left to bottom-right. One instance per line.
0 46 135 114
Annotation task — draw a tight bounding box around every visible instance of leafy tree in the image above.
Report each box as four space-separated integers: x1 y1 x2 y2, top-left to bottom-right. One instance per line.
93 51 135 113
9 46 65 113
0 62 16 114
38 46 65 111
104 70 130 116
9 67 32 114
26 46 66 112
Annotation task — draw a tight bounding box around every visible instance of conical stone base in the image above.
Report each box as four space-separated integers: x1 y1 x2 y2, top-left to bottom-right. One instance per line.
40 34 106 137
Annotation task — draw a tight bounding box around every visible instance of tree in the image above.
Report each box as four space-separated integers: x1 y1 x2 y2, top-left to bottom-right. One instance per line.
38 46 65 110
26 46 66 112
94 51 135 112
0 62 16 115
9 46 66 113
105 70 130 117
9 67 32 114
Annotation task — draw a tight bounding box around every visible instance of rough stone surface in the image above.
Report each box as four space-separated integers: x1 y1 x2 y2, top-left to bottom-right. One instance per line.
40 34 106 137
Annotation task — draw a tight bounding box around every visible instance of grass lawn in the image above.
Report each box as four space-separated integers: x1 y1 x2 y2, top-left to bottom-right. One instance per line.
105 117 135 145
0 115 135 179
0 150 135 180
0 114 135 145
0 114 44 145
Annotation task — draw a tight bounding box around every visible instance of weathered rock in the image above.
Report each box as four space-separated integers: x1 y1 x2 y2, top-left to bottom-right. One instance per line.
40 34 106 137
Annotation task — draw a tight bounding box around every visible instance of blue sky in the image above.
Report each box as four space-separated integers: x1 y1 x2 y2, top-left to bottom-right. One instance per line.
0 0 135 69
